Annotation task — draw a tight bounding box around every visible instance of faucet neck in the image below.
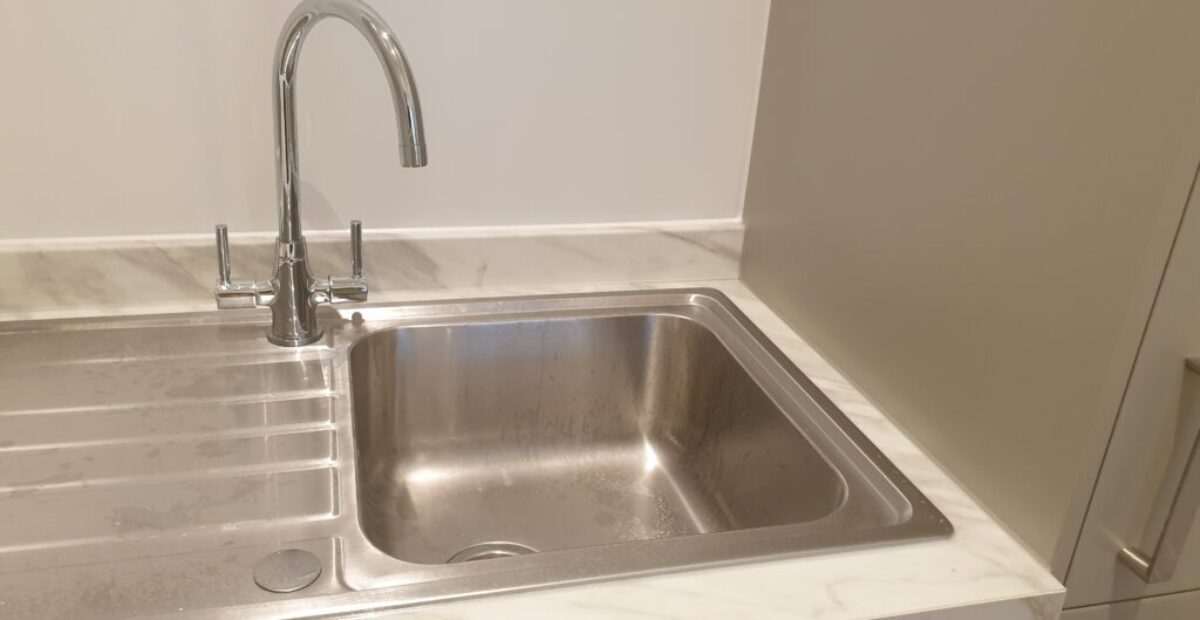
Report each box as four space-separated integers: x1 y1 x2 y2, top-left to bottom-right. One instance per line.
272 0 427 245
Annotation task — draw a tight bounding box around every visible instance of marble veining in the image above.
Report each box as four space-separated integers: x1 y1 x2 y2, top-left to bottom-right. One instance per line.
0 222 742 321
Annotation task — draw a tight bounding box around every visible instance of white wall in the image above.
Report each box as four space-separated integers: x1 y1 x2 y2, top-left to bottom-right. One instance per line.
0 1 769 240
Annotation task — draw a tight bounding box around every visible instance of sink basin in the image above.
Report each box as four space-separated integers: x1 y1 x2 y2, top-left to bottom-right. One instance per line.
347 289 950 577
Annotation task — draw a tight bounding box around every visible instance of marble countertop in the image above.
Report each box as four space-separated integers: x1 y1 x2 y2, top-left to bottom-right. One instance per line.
0 222 742 322
0 224 1063 619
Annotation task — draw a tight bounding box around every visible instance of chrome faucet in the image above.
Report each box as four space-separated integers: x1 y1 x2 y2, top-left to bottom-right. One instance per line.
213 0 427 346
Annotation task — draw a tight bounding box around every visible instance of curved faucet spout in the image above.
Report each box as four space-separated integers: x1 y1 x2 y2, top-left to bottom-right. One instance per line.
213 0 427 347
274 0 427 243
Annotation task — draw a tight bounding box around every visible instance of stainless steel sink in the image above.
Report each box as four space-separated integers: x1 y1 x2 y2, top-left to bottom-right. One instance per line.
345 289 950 581
0 288 950 618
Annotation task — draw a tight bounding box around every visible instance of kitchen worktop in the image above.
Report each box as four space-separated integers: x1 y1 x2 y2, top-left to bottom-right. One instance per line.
0 224 1063 619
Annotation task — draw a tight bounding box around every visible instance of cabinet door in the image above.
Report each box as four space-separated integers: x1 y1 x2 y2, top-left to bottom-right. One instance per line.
1063 588 1200 620
1065 198 1200 608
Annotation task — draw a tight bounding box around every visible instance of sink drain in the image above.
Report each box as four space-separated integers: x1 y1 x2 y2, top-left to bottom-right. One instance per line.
446 542 537 563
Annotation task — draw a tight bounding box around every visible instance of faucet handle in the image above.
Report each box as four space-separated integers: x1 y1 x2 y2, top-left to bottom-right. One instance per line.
323 276 369 303
350 219 364 279
317 220 369 304
215 224 233 286
213 224 273 309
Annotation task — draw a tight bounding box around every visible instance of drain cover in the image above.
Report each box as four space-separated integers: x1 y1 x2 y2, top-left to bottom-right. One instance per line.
446 542 537 563
254 549 322 593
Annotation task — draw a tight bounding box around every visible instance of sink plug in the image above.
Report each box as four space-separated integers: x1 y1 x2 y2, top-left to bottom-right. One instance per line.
253 549 323 594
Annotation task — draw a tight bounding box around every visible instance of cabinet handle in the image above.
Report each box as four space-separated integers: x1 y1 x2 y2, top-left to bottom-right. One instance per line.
1118 357 1200 582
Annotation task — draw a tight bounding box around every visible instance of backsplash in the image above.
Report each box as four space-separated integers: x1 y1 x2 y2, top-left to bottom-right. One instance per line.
0 1 769 240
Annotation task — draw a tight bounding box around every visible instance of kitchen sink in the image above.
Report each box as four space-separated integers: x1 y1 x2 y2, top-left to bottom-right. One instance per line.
0 288 954 618
345 289 950 582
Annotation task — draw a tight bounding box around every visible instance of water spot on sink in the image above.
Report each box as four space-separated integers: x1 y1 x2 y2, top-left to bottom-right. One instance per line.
593 512 617 527
594 488 621 506
195 441 235 459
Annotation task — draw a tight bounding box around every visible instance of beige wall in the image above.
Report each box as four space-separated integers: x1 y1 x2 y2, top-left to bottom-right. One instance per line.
742 1 1200 572
0 0 769 240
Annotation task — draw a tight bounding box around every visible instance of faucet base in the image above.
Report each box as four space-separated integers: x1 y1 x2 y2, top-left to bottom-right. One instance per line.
267 331 324 347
